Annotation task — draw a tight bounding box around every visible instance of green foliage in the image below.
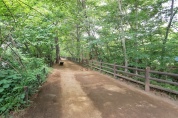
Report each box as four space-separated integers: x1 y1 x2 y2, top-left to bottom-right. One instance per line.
0 69 23 114
0 0 53 115
0 53 49 115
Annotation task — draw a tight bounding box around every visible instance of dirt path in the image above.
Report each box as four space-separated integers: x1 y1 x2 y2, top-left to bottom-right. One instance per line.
20 59 178 118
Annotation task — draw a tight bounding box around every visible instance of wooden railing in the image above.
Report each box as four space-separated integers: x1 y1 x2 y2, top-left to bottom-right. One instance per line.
67 57 178 95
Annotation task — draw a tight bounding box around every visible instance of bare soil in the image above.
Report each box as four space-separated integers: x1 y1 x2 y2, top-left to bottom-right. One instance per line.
17 59 178 118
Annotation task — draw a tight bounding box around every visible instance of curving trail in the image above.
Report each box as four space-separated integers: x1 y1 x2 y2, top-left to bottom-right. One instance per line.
19 59 178 118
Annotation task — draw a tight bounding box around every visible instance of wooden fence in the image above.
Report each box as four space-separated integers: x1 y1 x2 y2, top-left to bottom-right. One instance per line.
67 57 178 95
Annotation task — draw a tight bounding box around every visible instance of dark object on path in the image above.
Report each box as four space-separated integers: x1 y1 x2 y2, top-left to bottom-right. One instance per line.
59 62 64 66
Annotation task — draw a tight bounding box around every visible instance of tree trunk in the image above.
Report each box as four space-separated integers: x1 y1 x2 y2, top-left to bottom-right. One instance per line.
76 24 81 58
160 0 177 68
118 0 128 72
134 1 138 74
0 27 2 44
55 37 60 64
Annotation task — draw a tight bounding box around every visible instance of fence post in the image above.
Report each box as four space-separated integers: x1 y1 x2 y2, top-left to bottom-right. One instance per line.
43 68 46 74
100 61 102 72
82 58 84 64
24 86 29 104
86 59 89 67
37 74 41 85
88 60 90 68
91 60 93 70
145 67 150 92
114 63 116 79
89 60 92 69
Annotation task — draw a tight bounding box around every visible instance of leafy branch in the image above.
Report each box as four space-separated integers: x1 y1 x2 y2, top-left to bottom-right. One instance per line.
0 58 21 76
17 0 45 16
2 0 17 26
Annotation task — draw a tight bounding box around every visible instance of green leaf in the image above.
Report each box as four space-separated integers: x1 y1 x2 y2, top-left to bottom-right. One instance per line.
3 84 10 89
12 86 23 92
0 88 4 93
0 98 3 103
0 80 12 85
7 75 21 79
0 106 6 112
20 93 25 99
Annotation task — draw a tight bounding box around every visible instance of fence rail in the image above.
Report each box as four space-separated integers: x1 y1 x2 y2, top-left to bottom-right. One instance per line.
67 57 178 95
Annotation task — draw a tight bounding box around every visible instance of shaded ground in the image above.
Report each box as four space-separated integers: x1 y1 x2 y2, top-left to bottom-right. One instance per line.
19 69 62 118
18 59 178 118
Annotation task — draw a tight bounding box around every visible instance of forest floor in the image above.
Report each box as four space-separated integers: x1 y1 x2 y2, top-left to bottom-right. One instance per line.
16 59 178 118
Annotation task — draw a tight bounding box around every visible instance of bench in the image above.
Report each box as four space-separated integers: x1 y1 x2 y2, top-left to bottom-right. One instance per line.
59 61 64 66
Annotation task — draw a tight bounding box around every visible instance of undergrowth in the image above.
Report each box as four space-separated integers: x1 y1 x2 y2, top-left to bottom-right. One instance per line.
0 57 49 116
